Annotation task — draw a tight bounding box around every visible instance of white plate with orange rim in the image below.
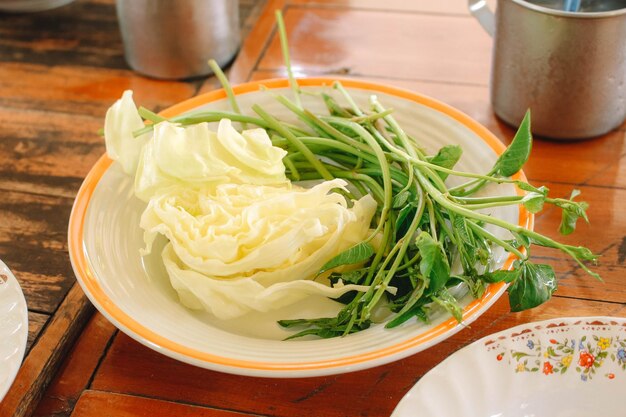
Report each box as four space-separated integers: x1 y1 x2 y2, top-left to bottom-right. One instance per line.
392 316 626 417
68 78 532 377
0 259 28 401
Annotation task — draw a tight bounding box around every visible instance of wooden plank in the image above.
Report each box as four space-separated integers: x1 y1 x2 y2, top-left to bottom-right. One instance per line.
585 145 626 189
530 182 626 304
90 297 624 417
0 0 125 69
27 312 49 353
0 284 93 417
256 7 492 85
0 190 76 313
0 63 197 117
0 107 104 197
71 390 260 417
32 313 117 417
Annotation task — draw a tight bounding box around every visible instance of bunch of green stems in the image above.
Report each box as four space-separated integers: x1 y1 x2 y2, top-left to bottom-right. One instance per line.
135 77 598 338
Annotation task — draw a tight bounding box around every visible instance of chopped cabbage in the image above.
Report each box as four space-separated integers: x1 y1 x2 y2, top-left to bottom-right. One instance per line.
135 119 288 201
141 179 377 319
104 90 377 320
104 90 150 175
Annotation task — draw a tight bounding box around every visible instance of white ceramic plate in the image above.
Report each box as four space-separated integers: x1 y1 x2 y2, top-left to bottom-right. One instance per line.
0 259 28 401
392 316 626 417
68 78 532 377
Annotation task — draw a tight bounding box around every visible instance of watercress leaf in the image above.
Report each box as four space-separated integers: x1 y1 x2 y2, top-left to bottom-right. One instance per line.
481 268 522 283
453 215 473 246
392 190 411 208
428 144 462 180
558 190 589 235
507 262 557 312
395 204 416 239
415 231 450 292
522 192 545 213
277 318 310 328
330 269 366 285
510 231 532 248
385 304 423 328
565 245 599 263
493 110 532 177
432 287 463 322
516 181 546 194
318 242 375 275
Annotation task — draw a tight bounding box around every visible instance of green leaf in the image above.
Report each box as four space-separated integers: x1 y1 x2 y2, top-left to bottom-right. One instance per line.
516 181 547 194
453 215 473 246
481 268 522 284
510 231 531 248
395 204 417 240
522 192 545 213
508 262 557 312
432 287 463 322
493 110 532 177
558 189 589 235
392 190 412 209
415 232 451 292
329 269 366 285
428 145 462 180
317 242 374 275
386 303 425 328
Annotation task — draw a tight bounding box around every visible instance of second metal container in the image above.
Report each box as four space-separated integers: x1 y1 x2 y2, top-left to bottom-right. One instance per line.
116 0 240 80
469 0 626 139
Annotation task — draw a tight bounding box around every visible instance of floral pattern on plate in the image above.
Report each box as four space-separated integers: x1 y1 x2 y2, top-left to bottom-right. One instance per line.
486 319 626 381
392 317 626 417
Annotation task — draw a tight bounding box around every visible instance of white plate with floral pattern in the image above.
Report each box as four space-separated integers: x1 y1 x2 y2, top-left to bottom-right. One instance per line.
392 316 626 417
0 259 28 401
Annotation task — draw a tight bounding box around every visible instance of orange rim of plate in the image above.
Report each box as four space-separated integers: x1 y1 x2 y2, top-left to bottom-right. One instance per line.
68 78 533 372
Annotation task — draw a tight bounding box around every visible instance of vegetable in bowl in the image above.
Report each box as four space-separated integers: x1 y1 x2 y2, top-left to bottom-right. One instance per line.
101 12 599 340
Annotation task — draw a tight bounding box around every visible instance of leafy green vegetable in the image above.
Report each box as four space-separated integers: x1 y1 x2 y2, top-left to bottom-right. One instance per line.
481 268 521 284
557 189 589 235
493 110 532 177
318 242 375 276
428 145 462 180
521 191 546 213
126 11 600 339
508 262 557 312
415 232 451 293
432 287 463 322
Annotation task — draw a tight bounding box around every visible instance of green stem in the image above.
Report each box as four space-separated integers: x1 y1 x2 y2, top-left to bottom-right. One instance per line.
138 107 168 123
208 59 246 129
466 220 526 260
253 104 333 181
275 11 301 108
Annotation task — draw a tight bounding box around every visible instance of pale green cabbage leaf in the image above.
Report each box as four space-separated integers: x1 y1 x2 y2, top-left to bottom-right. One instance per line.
141 179 377 319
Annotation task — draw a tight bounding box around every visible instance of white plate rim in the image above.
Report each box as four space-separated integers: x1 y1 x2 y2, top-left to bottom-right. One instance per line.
0 259 28 401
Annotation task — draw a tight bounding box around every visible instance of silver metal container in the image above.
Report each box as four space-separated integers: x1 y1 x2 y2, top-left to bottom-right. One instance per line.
469 0 626 139
116 0 240 80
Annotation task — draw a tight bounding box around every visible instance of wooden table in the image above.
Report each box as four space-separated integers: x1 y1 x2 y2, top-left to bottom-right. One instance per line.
1 0 625 416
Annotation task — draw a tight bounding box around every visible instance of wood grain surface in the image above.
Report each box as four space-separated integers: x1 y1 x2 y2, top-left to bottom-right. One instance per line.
0 0 267 416
1 0 624 416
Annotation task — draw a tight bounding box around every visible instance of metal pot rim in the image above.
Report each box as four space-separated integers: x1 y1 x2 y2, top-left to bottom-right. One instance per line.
509 0 626 19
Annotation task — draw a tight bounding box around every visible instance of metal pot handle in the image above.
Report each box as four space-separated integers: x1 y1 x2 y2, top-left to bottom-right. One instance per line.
468 0 495 37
